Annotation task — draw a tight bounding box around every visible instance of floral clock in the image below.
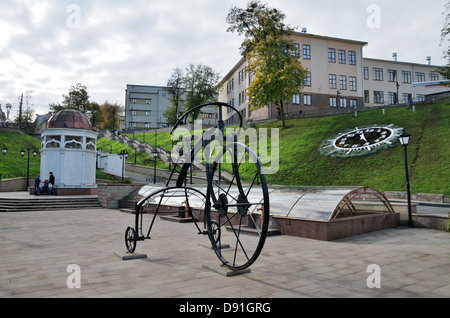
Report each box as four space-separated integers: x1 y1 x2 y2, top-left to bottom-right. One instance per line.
320 124 403 158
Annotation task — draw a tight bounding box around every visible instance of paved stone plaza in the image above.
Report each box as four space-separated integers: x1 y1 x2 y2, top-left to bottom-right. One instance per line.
0 204 449 298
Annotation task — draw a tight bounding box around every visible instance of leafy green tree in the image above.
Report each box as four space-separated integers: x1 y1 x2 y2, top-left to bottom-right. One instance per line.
49 83 97 124
183 64 220 121
61 83 91 113
227 0 307 127
438 2 450 83
164 67 185 126
100 101 122 130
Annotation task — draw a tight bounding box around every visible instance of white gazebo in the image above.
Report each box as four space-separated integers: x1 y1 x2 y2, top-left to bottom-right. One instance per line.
40 109 98 194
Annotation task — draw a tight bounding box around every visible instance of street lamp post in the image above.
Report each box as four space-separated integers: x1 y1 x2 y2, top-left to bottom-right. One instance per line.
20 148 37 191
337 90 341 109
399 130 414 228
119 150 129 183
396 81 400 104
152 149 159 184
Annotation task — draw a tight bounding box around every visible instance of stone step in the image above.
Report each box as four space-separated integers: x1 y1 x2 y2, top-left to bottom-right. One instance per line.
0 198 102 212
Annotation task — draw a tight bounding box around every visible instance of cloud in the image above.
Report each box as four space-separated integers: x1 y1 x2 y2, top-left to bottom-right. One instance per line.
0 0 447 116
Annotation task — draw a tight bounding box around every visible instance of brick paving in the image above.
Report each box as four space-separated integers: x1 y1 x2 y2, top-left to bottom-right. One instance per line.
0 206 449 298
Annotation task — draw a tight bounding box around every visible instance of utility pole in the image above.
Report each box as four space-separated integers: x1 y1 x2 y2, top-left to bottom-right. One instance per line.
18 93 23 125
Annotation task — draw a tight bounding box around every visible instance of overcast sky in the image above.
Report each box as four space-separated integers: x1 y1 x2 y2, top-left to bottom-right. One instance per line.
0 0 448 117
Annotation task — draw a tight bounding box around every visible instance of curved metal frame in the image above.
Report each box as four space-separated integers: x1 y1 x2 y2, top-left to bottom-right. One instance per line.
330 186 395 221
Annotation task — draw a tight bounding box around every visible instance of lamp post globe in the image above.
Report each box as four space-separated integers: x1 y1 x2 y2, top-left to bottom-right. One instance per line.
399 130 411 147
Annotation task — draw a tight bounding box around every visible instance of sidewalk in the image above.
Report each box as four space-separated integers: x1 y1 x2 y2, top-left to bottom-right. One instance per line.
0 206 449 298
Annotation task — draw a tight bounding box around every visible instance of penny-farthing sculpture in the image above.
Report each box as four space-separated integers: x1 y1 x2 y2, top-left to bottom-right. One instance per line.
125 102 270 271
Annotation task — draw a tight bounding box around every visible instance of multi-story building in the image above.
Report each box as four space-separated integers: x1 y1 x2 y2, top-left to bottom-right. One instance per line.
218 30 448 124
121 84 218 131
122 85 172 131
363 56 446 106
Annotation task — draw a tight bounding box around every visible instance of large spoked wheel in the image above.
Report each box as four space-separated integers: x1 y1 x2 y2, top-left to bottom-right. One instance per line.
125 226 137 253
205 142 270 271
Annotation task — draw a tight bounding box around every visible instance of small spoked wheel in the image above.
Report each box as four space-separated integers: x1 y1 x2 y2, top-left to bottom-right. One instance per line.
206 142 270 271
125 226 137 253
210 220 221 244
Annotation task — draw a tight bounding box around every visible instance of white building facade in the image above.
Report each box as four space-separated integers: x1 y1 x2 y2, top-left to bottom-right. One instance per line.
218 31 448 124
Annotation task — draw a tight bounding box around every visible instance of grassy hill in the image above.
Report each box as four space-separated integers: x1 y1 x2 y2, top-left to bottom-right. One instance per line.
0 132 41 179
1 102 448 196
120 102 449 196
258 102 449 196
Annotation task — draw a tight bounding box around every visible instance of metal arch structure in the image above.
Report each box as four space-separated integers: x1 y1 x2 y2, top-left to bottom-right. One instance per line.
330 186 395 221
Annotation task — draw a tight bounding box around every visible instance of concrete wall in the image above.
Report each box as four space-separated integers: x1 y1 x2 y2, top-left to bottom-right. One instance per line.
0 178 30 192
270 212 400 241
97 182 146 209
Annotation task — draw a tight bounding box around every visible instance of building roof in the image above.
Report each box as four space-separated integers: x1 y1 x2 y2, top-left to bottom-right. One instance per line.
46 109 92 130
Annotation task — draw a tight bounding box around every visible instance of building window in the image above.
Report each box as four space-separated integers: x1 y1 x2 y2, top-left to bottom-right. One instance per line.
338 49 346 64
348 51 356 65
387 70 397 82
86 138 96 151
45 136 61 148
349 76 357 91
305 72 311 86
238 68 246 83
339 75 347 90
340 98 347 108
363 67 369 80
364 90 370 103
145 111 151 116
292 43 300 57
132 99 137 104
416 94 425 101
373 68 383 81
304 95 311 105
292 94 301 104
350 99 357 109
402 71 411 83
430 72 439 81
145 123 151 128
65 136 83 149
402 93 410 103
328 48 336 63
329 74 337 89
330 97 337 107
303 44 311 59
227 79 234 94
131 110 137 116
146 99 151 105
416 72 425 82
388 92 397 105
374 91 384 104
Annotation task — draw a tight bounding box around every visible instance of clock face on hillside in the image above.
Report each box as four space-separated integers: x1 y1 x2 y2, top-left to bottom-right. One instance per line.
320 125 403 158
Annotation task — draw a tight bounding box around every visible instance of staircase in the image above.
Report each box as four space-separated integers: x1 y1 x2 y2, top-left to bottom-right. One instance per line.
0 197 102 212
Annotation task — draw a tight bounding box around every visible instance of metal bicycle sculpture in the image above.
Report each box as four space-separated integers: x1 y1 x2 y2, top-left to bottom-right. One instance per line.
124 102 270 271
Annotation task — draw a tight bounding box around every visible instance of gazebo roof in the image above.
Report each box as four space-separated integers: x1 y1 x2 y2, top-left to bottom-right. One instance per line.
46 109 92 130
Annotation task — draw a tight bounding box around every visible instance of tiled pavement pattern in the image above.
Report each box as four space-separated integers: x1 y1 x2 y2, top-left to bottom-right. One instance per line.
0 208 449 298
